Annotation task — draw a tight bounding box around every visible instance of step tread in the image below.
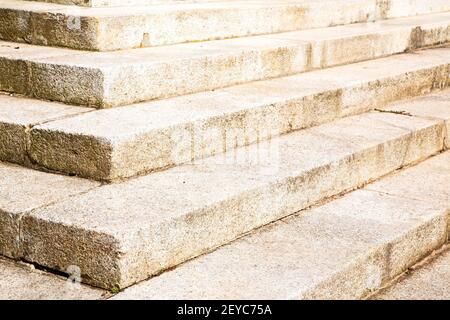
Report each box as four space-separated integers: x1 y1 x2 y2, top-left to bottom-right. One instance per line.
1 12 449 107
4 0 350 13
0 92 93 164
21 0 450 11
112 151 450 300
3 106 445 288
12 0 450 13
373 246 450 300
1 0 380 50
3 12 448 65
0 161 99 258
381 89 450 148
30 50 450 136
5 47 447 180
0 93 91 126
0 256 106 300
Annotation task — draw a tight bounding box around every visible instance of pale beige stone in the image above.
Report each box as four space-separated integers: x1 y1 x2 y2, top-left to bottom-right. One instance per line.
19 112 445 289
0 93 91 165
23 0 450 14
270 12 450 67
113 188 448 300
374 247 450 300
0 162 100 259
0 41 72 98
367 152 450 210
27 48 450 180
0 257 106 300
2 0 377 50
367 151 450 239
378 0 450 19
2 1 447 51
382 89 450 148
0 13 448 107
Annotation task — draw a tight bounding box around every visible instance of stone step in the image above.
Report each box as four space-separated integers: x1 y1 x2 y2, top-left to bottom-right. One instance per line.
381 89 450 149
5 0 450 51
1 0 379 50
1 106 446 290
22 0 450 15
0 256 106 300
373 245 450 300
113 151 450 300
0 12 449 107
1 48 447 181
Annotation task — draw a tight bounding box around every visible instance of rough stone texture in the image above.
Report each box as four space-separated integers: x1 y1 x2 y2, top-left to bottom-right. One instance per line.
378 0 450 19
113 185 449 299
0 13 448 107
0 257 106 300
0 0 447 300
0 41 72 97
26 49 450 180
374 247 450 300
22 0 450 14
367 152 450 212
13 0 450 50
382 89 450 148
17 112 445 289
0 92 91 165
2 0 378 50
28 0 192 5
0 162 100 259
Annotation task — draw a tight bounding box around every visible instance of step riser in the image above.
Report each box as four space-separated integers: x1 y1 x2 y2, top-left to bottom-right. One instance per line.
0 94 92 170
24 60 450 181
373 245 450 300
12 114 446 289
1 20 448 108
307 217 448 299
0 123 26 166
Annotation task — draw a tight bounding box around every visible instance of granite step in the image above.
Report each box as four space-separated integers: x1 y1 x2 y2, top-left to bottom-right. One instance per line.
1 48 448 181
5 1 449 50
1 0 379 50
113 151 450 299
372 245 450 300
0 12 448 107
21 0 450 14
0 106 446 289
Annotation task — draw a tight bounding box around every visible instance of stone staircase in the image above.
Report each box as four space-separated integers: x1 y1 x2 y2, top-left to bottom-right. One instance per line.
0 0 449 298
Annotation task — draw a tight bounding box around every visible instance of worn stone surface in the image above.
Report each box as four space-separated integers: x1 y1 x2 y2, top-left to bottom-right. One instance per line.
0 93 91 165
5 1 448 50
26 48 450 181
367 152 450 209
382 89 450 148
378 0 450 19
374 247 450 300
0 162 99 259
113 184 449 299
2 0 378 50
22 0 450 14
0 13 448 107
17 111 445 289
0 257 106 300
